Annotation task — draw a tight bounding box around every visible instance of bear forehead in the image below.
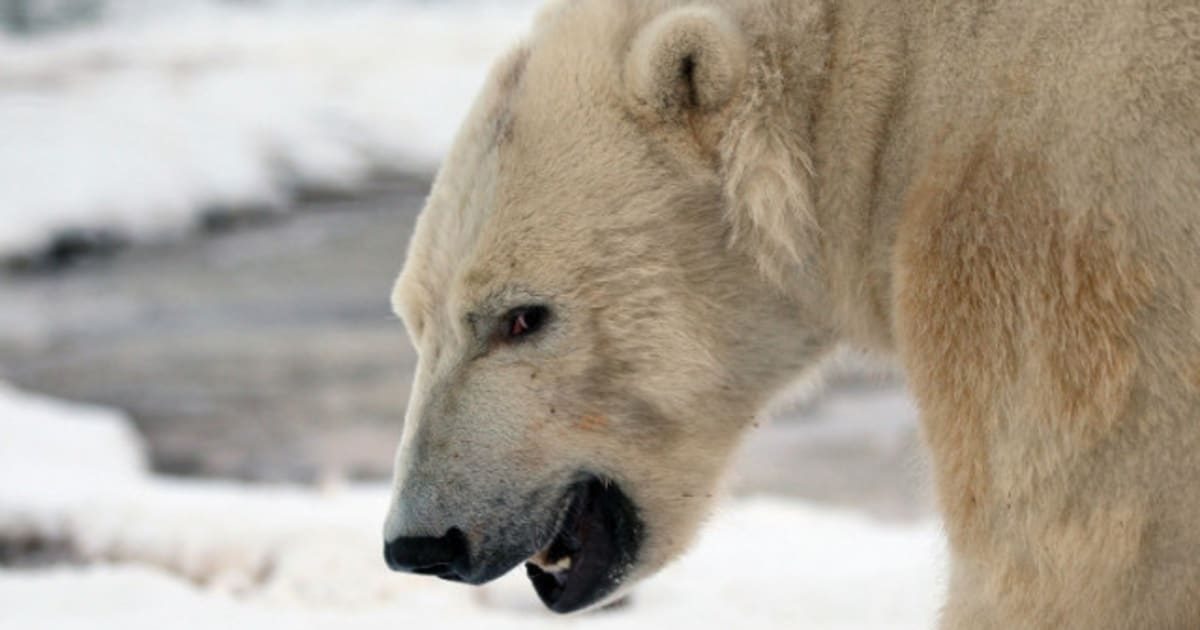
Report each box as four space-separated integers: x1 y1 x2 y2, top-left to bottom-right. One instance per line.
395 0 689 330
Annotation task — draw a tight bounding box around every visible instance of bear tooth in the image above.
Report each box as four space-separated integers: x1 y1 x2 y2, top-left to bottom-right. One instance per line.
530 547 573 574
530 549 553 570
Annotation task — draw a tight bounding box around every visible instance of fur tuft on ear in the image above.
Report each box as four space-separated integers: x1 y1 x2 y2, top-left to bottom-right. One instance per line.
717 14 822 292
625 7 748 115
720 87 819 290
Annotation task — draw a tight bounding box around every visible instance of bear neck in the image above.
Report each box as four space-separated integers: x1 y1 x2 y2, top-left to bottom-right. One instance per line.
782 0 913 354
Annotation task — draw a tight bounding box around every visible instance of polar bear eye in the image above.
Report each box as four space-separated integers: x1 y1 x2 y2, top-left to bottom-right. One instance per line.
504 305 550 341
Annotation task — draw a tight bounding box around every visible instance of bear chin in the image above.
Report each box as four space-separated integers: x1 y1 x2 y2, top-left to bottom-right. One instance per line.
524 476 643 614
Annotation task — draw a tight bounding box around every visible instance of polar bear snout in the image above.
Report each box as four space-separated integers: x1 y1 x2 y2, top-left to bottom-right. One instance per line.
381 493 542 586
383 526 471 582
382 467 543 585
383 468 647 613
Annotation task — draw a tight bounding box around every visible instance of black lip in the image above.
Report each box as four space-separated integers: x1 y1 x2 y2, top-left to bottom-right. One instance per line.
524 476 643 614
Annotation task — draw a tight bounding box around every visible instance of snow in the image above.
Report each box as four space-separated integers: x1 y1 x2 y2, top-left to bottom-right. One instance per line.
0 382 945 628
0 1 540 257
0 383 146 543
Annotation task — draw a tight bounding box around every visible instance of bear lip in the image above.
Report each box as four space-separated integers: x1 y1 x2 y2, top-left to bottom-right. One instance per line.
524 476 642 614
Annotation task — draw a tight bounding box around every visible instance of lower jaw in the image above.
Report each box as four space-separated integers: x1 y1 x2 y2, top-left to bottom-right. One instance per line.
527 562 607 614
523 476 642 613
525 562 571 610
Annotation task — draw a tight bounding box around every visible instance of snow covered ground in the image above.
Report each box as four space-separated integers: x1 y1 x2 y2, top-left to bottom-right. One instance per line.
0 0 540 257
0 382 946 629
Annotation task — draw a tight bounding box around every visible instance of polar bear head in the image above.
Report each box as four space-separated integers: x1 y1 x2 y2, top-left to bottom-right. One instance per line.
384 0 833 613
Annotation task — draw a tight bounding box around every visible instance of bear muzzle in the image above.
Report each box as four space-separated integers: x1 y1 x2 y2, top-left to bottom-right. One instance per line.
383 474 644 614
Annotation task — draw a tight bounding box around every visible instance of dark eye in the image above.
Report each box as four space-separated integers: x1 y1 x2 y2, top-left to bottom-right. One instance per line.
503 305 550 341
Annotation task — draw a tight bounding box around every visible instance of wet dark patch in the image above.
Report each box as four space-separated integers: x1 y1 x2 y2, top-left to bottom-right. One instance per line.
490 46 532 148
199 205 281 235
4 229 127 273
0 535 79 568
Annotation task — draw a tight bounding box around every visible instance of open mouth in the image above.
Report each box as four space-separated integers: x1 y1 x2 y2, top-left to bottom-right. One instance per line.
524 476 642 613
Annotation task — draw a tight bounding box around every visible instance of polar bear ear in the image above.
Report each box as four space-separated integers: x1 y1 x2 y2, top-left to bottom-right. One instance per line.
625 6 747 116
627 6 818 290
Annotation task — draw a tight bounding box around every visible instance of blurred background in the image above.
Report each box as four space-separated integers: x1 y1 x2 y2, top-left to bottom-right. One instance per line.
0 1 941 628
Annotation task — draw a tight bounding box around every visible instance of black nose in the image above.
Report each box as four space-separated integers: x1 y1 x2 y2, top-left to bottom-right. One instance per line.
384 527 471 582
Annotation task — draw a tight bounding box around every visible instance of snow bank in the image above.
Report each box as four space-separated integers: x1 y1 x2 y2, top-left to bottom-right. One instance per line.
0 383 146 543
0 1 539 257
0 383 945 628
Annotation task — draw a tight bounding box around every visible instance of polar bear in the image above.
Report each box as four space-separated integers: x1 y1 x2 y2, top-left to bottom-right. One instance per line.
381 0 1200 627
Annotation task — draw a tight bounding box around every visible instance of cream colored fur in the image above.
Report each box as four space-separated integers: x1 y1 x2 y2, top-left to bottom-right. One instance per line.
387 0 1200 626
